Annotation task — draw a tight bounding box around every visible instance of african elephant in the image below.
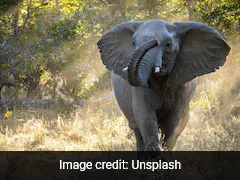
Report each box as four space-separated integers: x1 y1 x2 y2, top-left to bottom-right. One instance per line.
97 19 230 151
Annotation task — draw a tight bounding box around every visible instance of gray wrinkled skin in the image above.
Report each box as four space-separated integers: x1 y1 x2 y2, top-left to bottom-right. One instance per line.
98 19 230 151
113 73 196 150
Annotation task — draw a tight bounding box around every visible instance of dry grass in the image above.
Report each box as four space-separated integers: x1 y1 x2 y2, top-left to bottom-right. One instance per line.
176 114 240 151
0 94 239 151
0 99 135 151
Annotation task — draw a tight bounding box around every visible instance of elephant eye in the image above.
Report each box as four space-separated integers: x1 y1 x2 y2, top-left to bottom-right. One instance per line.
132 41 135 46
166 42 171 48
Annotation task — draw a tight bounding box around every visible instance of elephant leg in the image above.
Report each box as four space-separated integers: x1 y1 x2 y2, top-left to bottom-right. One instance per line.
134 129 144 151
161 108 190 150
112 73 137 129
132 87 159 151
112 74 143 151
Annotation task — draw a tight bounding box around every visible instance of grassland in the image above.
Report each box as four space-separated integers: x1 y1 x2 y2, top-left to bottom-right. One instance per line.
1 85 239 151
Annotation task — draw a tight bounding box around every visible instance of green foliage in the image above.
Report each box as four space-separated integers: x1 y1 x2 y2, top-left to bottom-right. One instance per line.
0 0 20 13
0 0 99 99
0 0 239 100
194 0 240 39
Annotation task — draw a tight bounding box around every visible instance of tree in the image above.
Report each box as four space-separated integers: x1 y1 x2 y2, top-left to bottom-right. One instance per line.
195 0 240 40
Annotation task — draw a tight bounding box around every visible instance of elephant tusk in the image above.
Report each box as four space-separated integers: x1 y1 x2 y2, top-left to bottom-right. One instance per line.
155 38 160 46
122 67 128 72
155 66 160 73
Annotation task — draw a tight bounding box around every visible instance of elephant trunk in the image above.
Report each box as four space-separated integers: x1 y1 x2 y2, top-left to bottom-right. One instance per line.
127 39 160 87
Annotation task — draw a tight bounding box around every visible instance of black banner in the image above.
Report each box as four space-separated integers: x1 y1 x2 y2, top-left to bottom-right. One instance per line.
0 152 239 180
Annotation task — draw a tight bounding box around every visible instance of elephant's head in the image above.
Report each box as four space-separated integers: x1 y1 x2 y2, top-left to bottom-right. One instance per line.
97 20 230 87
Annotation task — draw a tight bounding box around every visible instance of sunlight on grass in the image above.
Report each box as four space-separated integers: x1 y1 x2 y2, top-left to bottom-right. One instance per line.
0 102 135 151
1 97 239 151
175 114 240 151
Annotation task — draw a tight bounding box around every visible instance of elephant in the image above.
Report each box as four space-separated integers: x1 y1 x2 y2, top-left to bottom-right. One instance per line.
97 19 230 151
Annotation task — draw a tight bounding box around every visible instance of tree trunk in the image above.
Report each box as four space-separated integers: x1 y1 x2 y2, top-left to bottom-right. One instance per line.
186 0 195 21
26 86 38 99
146 0 158 19
25 72 41 99
12 9 19 36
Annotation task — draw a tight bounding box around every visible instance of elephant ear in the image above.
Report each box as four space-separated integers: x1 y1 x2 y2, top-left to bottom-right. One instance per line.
97 21 142 81
167 22 230 87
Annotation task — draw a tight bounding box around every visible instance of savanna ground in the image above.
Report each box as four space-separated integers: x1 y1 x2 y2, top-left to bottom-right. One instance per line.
0 0 240 151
